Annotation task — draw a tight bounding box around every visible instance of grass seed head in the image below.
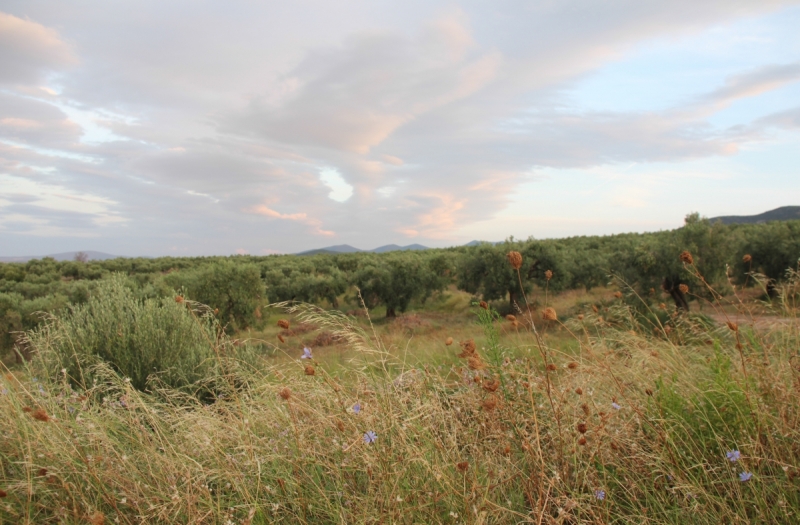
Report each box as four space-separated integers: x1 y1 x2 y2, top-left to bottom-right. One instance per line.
506 251 523 270
277 319 290 329
679 251 694 264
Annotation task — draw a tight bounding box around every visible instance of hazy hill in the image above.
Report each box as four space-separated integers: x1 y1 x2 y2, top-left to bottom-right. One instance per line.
710 206 800 225
297 243 430 256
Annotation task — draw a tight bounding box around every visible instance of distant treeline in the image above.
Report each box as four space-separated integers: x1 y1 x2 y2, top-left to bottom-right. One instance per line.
2 215 799 358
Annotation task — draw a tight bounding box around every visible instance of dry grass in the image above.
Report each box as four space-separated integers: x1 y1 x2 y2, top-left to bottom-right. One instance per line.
1 277 799 523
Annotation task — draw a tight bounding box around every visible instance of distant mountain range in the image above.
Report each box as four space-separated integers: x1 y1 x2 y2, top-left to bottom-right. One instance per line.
297 243 430 256
0 251 120 263
709 206 800 225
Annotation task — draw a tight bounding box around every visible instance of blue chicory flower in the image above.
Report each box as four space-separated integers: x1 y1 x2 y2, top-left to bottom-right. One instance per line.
595 489 606 500
363 430 377 444
726 450 741 462
739 471 752 482
353 402 361 414
301 347 313 359
611 402 621 410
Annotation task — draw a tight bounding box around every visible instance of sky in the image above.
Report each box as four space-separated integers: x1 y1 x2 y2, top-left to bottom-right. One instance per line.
1 1 799 257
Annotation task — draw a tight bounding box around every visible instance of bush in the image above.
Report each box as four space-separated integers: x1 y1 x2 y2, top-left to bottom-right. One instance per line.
28 275 220 392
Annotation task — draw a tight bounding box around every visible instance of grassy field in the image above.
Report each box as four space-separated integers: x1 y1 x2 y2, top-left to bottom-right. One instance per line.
1 271 799 524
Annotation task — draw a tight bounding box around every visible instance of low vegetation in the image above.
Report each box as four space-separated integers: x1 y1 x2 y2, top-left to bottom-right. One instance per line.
1 249 799 523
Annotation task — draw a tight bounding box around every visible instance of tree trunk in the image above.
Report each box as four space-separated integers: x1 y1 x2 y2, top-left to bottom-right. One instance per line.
386 306 397 318
509 290 518 310
662 277 689 311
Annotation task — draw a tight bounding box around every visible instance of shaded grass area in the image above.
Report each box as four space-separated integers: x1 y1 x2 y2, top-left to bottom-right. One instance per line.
1 279 800 523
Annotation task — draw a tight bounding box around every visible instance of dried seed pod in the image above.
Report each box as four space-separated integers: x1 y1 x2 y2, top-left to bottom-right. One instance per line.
277 319 290 329
578 437 587 446
304 365 316 376
457 461 469 472
577 314 584 320
506 251 523 270
505 314 517 322
445 337 453 346
175 296 184 303
544 270 553 281
679 284 689 294
575 387 583 395
278 387 291 400
31 408 49 422
482 378 500 392
542 307 557 321
546 363 557 371
567 362 578 369
679 251 694 264
458 339 477 358
742 254 752 263
277 334 285 343
577 422 588 434
614 291 623 299
726 321 739 332
479 300 489 310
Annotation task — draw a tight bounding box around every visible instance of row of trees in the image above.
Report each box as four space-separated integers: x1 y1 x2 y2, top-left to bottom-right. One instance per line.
2 216 799 358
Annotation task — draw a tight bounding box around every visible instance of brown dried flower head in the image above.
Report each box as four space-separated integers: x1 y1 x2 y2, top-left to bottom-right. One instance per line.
213 308 219 314
479 300 489 310
505 314 517 322
542 307 557 321
458 339 477 358
278 387 291 400
277 334 285 343
581 403 590 415
89 511 105 525
468 355 487 370
614 291 623 299
277 319 290 329
544 270 553 281
649 288 656 295
0 488 6 498
577 422 588 434
679 283 689 294
742 254 752 263
304 365 316 376
336 419 345 432
577 314 584 320
445 337 453 346
645 388 653 396
546 363 557 371
482 395 498 410
31 408 49 422
567 361 578 369
679 251 694 264
658 303 667 310
482 378 500 392
726 321 739 332
506 251 523 270
575 387 583 395
578 437 587 446
175 295 184 303
591 304 599 313
457 461 469 472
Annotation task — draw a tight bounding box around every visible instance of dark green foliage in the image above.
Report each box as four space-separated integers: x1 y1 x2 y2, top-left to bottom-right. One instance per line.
31 275 219 392
352 252 450 317
164 260 264 330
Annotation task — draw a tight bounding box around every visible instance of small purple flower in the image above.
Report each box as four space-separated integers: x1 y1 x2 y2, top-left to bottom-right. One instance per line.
594 489 606 500
726 450 741 462
611 402 621 410
363 430 377 444
301 347 313 359
352 402 361 414
739 471 752 482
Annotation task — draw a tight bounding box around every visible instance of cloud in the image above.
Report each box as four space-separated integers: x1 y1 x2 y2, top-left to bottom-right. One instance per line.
0 11 76 84
245 203 335 236
1 1 799 255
